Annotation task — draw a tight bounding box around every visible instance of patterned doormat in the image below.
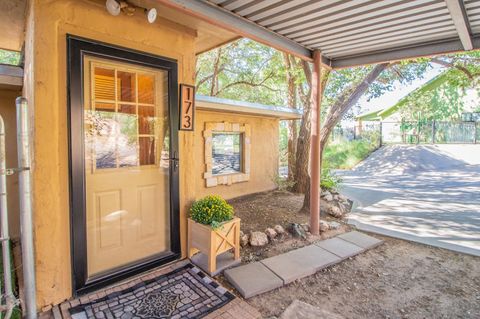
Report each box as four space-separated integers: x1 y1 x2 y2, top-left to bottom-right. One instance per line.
69 264 235 319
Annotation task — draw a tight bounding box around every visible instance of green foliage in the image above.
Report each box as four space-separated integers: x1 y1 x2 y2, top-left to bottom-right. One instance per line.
0 242 20 319
190 195 234 229
196 39 287 106
0 49 21 65
323 138 378 170
320 164 343 191
272 174 296 191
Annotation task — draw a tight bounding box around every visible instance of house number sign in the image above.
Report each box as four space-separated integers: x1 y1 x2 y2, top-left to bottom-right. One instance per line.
179 84 195 131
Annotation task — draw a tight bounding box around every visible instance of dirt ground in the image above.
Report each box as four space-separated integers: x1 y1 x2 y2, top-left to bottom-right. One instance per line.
228 190 351 263
226 191 480 319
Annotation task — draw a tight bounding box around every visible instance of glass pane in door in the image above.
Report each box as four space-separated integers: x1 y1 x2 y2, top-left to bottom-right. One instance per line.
84 56 171 277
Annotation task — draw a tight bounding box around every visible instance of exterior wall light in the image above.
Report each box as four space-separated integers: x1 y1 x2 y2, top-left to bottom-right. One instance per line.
146 8 157 24
105 0 121 16
105 0 157 24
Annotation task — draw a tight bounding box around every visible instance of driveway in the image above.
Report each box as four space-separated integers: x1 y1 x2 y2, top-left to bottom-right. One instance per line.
339 144 480 256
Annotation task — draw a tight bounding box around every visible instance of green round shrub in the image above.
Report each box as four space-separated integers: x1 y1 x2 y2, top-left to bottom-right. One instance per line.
190 195 234 228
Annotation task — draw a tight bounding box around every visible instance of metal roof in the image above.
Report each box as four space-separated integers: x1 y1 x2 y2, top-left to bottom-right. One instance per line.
161 0 480 68
196 95 303 119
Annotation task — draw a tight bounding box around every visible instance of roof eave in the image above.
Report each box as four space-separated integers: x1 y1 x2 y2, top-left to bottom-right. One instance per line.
196 95 302 120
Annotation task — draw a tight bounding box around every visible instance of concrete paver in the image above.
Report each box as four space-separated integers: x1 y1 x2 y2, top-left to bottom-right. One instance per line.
224 262 283 298
225 231 382 299
338 231 383 249
287 245 341 271
191 251 241 276
261 251 316 284
315 237 364 258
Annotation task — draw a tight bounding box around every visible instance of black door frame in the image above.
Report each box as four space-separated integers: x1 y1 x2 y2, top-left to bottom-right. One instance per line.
67 35 181 295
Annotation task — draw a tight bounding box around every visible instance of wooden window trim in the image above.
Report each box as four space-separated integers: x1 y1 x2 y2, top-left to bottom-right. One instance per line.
203 121 251 187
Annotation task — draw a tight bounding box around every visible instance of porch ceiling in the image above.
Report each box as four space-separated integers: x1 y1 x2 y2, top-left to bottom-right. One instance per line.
159 0 480 68
0 0 26 52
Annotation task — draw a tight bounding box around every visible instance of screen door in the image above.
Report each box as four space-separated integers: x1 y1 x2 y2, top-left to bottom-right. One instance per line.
83 56 172 277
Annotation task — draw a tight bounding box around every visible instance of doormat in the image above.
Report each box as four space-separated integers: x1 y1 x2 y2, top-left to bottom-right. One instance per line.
69 264 235 319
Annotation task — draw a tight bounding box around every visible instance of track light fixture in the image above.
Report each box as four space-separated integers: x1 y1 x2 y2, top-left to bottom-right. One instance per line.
105 0 157 23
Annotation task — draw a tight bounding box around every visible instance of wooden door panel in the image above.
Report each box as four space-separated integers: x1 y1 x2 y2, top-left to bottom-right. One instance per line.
94 190 122 250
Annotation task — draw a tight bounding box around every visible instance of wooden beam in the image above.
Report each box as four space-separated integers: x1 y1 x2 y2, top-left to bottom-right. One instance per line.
331 37 480 69
309 50 322 236
445 0 473 50
0 65 23 89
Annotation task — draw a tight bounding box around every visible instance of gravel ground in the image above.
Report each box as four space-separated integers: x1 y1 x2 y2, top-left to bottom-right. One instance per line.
226 191 480 319
248 235 480 319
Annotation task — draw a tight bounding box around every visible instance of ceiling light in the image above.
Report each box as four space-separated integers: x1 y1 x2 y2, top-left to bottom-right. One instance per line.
105 0 121 16
146 8 157 24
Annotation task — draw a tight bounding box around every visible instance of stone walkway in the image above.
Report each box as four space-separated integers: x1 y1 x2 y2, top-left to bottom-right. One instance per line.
40 260 260 319
225 231 382 298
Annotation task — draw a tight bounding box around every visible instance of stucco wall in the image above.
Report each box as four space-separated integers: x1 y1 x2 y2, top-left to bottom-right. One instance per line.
25 0 196 309
194 110 279 200
0 89 21 239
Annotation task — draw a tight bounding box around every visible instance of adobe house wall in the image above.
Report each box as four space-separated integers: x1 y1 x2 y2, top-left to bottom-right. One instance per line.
194 110 279 200
23 0 196 309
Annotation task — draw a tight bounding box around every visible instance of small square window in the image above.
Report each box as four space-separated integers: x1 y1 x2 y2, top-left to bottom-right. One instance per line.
212 132 243 175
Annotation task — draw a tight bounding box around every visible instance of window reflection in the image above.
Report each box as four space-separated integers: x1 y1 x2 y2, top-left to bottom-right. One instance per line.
212 133 242 175
117 71 136 102
86 65 169 170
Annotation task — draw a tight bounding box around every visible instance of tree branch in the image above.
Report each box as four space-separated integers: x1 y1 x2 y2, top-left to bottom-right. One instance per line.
430 57 474 80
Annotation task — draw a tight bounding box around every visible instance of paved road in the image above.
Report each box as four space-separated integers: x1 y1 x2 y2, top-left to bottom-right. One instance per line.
339 144 480 256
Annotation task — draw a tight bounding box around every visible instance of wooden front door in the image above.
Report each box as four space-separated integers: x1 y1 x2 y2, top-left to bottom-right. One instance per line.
68 37 180 294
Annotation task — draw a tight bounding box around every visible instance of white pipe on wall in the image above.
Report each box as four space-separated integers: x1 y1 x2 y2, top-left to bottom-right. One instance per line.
16 97 37 319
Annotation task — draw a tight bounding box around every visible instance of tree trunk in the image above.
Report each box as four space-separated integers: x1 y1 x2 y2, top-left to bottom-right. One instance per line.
210 48 222 96
283 53 298 182
302 62 390 211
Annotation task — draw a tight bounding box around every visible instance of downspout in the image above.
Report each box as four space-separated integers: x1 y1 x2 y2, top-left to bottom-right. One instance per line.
0 116 16 319
16 97 37 319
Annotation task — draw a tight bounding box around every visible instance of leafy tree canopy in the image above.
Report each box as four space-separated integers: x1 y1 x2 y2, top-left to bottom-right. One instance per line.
196 39 480 122
0 49 21 65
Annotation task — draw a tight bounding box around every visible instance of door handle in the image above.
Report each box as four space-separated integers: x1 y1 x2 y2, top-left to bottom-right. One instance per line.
169 158 179 172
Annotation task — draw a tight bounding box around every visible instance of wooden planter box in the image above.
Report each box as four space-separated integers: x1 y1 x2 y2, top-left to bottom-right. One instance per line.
188 217 241 274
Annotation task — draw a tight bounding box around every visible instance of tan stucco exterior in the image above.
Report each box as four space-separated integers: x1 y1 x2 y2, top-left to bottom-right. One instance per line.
24 0 196 309
16 0 281 310
194 111 279 200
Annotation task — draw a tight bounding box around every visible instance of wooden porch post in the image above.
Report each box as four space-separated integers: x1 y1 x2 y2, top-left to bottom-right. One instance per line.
309 50 323 235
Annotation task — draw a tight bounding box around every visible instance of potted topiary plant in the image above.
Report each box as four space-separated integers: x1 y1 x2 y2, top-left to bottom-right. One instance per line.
188 195 240 274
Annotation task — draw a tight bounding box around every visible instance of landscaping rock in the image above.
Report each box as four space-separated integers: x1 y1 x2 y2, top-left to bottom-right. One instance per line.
338 193 349 203
328 221 341 230
329 206 343 218
265 228 277 241
323 193 334 202
274 225 285 235
301 223 310 233
240 231 249 247
289 223 307 239
319 221 330 232
249 231 269 247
